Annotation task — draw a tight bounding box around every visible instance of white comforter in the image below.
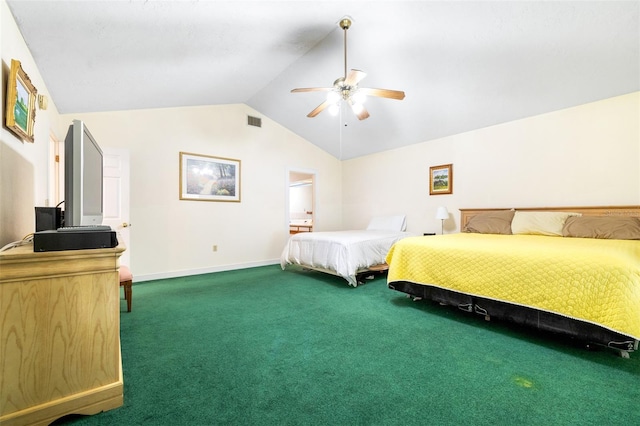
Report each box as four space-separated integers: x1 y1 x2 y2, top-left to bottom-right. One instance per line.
280 230 413 286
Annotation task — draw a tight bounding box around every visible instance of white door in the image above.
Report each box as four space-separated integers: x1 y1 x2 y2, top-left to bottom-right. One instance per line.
102 147 131 267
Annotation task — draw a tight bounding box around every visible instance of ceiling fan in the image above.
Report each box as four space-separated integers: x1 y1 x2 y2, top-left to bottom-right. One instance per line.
291 17 405 121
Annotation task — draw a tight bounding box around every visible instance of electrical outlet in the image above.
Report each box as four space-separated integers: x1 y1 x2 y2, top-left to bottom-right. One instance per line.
212 245 218 252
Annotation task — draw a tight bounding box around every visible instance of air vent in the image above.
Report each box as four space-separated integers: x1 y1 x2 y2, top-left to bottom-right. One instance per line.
247 115 262 128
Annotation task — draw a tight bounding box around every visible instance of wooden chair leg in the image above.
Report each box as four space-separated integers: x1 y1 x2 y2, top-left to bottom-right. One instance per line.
119 265 133 313
123 281 132 312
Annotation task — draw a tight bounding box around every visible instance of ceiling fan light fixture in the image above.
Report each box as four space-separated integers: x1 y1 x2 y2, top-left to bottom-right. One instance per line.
351 91 366 105
351 102 364 114
328 103 340 116
327 91 340 103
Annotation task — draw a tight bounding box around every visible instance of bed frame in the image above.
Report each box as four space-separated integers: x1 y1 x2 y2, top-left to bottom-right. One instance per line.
301 263 389 286
392 205 640 357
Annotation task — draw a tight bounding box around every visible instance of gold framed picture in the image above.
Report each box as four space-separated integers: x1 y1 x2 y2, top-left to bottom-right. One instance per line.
429 164 453 195
179 152 241 202
5 59 37 143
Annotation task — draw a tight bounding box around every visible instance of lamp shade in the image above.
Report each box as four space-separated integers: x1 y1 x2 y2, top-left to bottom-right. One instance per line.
435 206 449 220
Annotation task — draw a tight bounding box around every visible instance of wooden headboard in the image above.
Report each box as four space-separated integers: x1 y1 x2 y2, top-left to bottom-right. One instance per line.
459 206 640 232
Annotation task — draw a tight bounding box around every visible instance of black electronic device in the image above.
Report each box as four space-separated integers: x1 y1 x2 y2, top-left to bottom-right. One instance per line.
35 207 63 231
33 229 118 252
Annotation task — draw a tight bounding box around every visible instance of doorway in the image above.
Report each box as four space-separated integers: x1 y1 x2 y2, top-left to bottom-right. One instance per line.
287 170 315 234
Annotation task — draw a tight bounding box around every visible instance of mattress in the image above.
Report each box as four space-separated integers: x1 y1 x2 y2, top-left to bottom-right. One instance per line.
386 233 640 340
281 230 412 286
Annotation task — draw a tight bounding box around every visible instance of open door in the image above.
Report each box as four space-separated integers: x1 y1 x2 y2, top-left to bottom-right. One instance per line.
287 170 315 234
102 147 131 266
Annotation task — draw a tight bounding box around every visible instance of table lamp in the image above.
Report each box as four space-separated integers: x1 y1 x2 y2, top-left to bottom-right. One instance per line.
435 206 449 235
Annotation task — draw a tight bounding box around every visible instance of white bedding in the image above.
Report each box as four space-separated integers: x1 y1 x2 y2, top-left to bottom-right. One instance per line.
280 230 413 286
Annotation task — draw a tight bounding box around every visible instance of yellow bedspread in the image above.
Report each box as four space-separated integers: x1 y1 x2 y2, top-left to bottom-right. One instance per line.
386 233 640 339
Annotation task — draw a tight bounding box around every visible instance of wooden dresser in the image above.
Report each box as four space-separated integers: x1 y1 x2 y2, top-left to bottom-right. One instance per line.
0 243 125 426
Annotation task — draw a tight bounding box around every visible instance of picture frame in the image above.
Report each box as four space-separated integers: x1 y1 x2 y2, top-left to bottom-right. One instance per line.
429 164 453 195
179 152 241 202
5 59 37 143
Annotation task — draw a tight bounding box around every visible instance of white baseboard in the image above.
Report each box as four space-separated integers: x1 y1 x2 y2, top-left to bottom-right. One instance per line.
133 259 281 283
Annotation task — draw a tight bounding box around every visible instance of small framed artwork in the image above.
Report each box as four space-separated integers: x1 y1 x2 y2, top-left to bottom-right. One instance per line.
429 164 453 195
5 59 38 143
179 152 241 202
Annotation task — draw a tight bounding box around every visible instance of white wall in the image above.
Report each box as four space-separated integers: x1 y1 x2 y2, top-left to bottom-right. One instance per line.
61 105 342 281
342 92 640 234
1 0 61 244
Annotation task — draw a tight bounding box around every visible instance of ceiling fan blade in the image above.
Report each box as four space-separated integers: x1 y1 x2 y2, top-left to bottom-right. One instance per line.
344 69 367 87
307 100 331 118
291 87 332 93
359 87 405 100
348 100 370 120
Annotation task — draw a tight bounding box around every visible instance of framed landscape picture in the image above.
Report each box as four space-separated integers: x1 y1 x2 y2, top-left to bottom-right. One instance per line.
429 164 453 195
5 59 37 143
179 152 241 202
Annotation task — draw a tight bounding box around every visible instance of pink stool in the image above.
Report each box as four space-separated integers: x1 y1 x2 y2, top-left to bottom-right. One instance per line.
119 265 133 312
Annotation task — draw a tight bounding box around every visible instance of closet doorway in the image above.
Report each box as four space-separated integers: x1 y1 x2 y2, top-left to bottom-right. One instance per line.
287 170 315 234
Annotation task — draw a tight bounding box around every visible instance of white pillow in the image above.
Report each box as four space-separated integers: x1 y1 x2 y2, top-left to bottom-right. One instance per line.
366 215 407 231
511 211 581 236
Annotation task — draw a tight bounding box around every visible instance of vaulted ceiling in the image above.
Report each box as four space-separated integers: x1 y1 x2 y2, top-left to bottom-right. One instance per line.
7 1 639 159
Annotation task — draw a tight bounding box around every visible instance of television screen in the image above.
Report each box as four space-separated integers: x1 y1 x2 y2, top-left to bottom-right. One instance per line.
64 120 104 226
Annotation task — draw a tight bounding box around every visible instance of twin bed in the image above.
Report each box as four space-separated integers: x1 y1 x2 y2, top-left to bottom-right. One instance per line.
386 206 640 357
280 215 412 287
280 206 640 357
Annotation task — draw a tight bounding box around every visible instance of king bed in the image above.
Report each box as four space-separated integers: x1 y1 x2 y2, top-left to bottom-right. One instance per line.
386 206 640 357
281 215 413 287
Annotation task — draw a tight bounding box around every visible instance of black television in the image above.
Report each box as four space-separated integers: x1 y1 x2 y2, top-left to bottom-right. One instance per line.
63 120 104 226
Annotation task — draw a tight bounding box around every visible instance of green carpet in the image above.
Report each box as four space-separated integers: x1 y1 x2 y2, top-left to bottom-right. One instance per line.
55 265 640 425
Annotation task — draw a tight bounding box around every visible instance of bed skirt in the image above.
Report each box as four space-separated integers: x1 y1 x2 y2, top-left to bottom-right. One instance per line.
388 280 639 355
